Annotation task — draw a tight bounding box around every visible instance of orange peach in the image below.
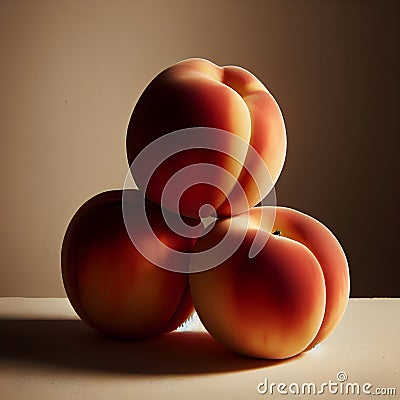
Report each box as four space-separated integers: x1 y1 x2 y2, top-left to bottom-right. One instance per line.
189 206 349 359
61 190 195 339
126 58 286 218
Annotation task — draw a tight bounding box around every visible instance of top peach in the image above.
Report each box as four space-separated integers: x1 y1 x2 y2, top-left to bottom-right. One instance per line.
126 58 286 218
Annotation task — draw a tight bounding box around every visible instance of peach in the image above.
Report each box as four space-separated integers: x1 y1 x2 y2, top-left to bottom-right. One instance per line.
189 206 349 359
126 58 286 218
61 190 195 339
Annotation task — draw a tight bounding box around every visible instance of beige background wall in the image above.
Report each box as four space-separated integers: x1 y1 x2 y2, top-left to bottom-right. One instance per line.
0 0 398 297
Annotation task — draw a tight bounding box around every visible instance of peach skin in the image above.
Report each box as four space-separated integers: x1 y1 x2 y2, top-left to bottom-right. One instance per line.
61 190 195 339
189 206 349 359
126 58 286 218
248 206 350 350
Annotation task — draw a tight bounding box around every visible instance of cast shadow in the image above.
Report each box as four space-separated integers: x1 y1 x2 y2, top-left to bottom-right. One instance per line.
0 319 302 375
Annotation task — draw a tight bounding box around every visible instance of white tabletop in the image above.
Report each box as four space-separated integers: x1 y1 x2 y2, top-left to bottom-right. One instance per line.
0 298 398 399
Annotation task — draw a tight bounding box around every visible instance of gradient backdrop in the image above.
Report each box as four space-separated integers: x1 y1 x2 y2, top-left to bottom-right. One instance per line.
0 0 399 297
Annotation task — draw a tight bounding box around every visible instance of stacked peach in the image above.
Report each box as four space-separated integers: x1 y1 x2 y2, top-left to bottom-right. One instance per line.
62 58 349 359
